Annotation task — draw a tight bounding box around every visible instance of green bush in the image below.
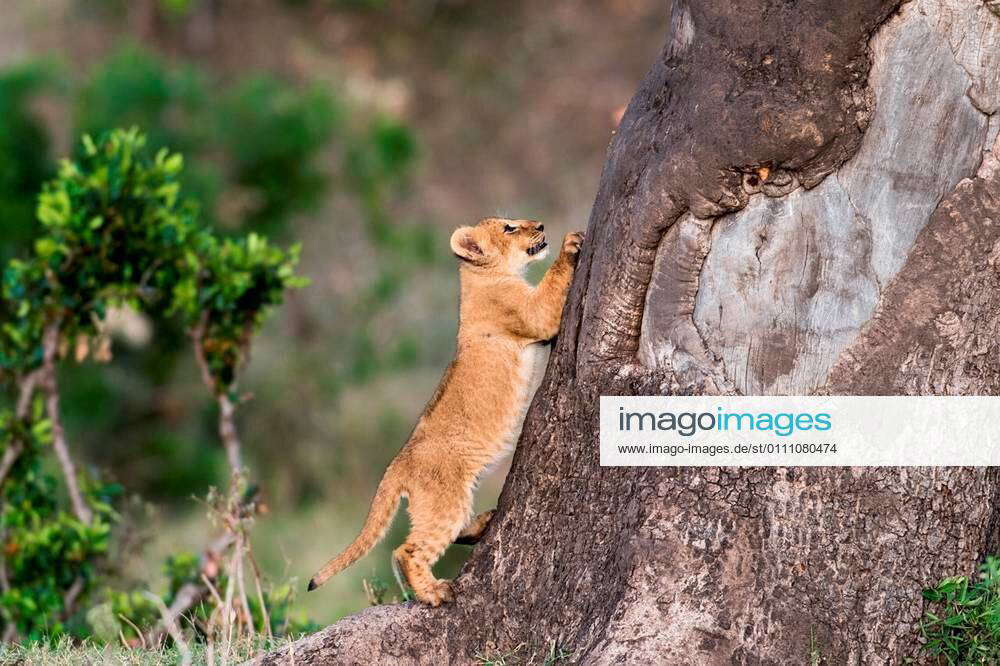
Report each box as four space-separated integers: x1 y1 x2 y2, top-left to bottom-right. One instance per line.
0 401 117 641
173 232 305 391
74 46 338 239
0 128 304 642
0 46 345 501
33 129 198 323
217 76 338 236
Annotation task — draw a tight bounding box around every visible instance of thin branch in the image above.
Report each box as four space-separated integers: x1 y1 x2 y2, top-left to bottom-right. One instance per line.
119 612 148 649
190 312 217 394
217 394 243 474
186 312 265 659
0 435 23 484
204 565 232 666
62 576 85 619
143 582 203 647
235 532 255 641
144 506 251 647
222 540 238 666
206 608 217 666
202 573 224 607
145 591 193 666
144 533 234 649
15 368 42 419
0 369 45 487
41 322 92 524
190 313 244 475
203 531 237 579
247 546 272 640
0 435 22 487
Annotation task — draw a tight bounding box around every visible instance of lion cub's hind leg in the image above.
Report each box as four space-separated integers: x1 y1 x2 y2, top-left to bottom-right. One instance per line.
393 482 471 606
454 509 495 545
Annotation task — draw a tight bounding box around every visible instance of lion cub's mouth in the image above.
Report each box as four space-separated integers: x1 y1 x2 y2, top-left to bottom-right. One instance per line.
526 240 548 256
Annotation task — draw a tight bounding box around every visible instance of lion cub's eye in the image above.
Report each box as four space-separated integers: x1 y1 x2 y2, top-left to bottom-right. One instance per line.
503 224 517 234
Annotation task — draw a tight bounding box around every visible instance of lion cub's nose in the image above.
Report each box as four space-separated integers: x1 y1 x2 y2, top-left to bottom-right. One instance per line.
536 224 544 232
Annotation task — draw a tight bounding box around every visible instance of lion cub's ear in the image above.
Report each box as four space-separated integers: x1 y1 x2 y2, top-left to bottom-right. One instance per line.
450 227 485 263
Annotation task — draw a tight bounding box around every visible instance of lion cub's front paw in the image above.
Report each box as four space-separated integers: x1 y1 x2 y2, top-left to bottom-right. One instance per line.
415 580 455 607
562 231 585 259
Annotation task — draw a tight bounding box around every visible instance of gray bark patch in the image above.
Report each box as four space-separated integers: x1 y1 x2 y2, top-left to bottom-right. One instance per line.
638 213 732 393
687 0 991 395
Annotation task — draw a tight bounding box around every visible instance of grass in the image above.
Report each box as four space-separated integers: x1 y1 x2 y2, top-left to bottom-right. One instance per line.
0 635 296 665
807 626 823 665
919 557 1000 664
475 639 572 666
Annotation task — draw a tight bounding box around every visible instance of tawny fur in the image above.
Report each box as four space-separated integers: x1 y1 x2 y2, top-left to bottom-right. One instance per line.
308 217 583 606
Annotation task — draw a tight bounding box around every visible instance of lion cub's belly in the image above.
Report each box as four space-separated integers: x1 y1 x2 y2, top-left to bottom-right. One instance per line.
495 343 549 458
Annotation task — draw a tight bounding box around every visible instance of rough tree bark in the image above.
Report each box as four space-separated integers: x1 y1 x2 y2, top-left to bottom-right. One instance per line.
258 0 1000 663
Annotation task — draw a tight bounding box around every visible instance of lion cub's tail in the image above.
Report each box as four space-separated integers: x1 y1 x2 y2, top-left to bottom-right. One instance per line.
307 470 403 591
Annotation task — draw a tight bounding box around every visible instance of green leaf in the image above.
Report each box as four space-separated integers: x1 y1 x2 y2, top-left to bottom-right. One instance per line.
81 134 97 156
33 238 58 258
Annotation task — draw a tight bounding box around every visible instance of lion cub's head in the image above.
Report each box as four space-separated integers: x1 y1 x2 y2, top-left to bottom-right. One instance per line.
450 218 548 273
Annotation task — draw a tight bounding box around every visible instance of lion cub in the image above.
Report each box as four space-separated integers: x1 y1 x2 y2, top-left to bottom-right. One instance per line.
308 217 583 605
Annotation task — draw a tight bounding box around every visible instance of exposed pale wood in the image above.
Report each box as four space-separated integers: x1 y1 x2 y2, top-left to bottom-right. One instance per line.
688 0 994 394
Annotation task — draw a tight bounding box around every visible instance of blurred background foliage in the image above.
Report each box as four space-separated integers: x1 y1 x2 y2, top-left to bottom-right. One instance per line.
1 127 307 642
0 0 662 628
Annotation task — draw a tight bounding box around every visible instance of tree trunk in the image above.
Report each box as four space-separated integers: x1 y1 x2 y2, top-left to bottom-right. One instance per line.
257 0 1000 663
